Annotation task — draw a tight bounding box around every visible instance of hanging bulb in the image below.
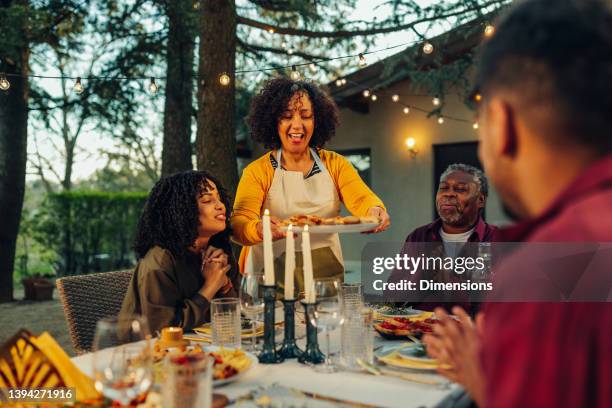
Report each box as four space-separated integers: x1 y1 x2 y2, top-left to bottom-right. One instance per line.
309 63 317 73
0 73 10 91
371 94 377 101
290 65 300 81
474 93 482 102
392 94 399 102
148 77 158 94
406 137 416 149
422 41 434 54
437 117 445 125
281 41 287 49
473 122 479 129
362 89 371 98
340 79 347 85
432 96 441 106
74 77 84 94
287 48 294 55
268 27 275 34
403 107 410 114
336 79 343 87
219 72 231 86
484 24 495 37
358 53 367 67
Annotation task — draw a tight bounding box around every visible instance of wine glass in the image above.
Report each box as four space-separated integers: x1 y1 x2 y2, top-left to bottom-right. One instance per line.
92 315 152 406
239 272 265 351
311 277 344 373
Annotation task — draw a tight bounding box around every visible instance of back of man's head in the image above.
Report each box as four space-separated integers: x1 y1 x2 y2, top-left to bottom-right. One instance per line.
475 0 612 153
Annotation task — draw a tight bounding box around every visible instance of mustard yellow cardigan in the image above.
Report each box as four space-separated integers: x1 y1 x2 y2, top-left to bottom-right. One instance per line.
231 149 386 271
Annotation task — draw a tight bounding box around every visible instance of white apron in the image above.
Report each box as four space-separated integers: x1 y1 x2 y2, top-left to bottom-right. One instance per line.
245 148 344 286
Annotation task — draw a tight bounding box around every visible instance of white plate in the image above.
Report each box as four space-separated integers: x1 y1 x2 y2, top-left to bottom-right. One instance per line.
280 222 378 234
204 346 258 387
375 343 435 364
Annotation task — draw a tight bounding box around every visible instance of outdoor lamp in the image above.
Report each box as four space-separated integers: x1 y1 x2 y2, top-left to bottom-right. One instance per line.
406 137 418 158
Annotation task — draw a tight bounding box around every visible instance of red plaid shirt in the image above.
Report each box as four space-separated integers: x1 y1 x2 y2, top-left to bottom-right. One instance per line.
481 155 612 408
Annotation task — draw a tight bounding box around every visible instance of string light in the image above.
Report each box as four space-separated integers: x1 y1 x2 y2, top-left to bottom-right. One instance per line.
406 137 416 149
484 24 495 37
371 94 377 101
392 94 399 102
473 122 479 129
403 107 410 114
432 96 441 106
73 77 84 94
219 72 231 86
290 65 301 80
437 116 445 124
362 89 371 98
422 41 434 54
287 48 294 55
281 41 287 49
148 77 158 94
309 63 317 73
474 93 482 102
341 78 347 85
336 79 343 87
358 53 367 67
0 73 10 91
267 27 275 34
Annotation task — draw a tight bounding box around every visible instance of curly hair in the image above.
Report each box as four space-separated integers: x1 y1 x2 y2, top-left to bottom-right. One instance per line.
246 78 340 150
133 170 232 260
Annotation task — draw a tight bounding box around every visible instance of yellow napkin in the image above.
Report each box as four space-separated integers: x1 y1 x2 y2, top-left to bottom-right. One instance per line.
29 332 101 401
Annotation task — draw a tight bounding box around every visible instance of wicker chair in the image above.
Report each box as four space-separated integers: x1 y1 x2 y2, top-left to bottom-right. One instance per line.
56 269 133 355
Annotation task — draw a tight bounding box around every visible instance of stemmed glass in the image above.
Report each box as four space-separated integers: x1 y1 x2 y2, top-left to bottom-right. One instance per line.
92 315 152 406
239 272 265 351
311 277 344 373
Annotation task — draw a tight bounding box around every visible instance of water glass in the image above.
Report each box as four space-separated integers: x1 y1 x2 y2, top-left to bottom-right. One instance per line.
340 307 374 370
239 272 265 351
311 278 344 373
92 315 152 406
211 297 241 349
162 353 213 408
340 283 364 312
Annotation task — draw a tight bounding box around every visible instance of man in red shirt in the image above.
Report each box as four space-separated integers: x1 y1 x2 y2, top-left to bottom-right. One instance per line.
424 0 612 407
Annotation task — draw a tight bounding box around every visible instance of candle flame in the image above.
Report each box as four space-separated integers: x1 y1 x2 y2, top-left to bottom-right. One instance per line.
287 223 293 231
264 209 270 216
304 224 309 232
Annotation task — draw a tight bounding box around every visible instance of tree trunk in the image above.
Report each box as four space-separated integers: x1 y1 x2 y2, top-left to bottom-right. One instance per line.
196 0 238 196
161 0 196 177
0 0 29 302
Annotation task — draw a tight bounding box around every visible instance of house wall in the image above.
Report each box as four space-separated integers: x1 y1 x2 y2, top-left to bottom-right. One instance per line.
326 80 511 275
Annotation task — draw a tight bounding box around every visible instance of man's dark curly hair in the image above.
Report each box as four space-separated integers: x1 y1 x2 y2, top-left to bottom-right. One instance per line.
247 78 340 150
133 170 232 260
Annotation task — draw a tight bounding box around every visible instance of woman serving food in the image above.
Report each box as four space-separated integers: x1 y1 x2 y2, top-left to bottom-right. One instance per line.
231 78 390 290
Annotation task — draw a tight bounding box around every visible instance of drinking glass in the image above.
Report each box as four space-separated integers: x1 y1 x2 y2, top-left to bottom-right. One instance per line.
310 277 344 373
162 352 213 408
340 283 364 312
340 307 374 370
211 298 241 349
239 272 265 351
92 315 152 406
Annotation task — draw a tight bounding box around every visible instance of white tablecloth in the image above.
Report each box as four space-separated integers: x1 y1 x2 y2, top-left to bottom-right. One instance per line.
71 328 456 408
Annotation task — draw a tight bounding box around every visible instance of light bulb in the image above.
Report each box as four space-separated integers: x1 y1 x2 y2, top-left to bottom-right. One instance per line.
484 24 495 37
341 79 347 85
371 94 377 101
309 63 317 73
290 66 300 81
358 53 367 67
268 27 275 34
336 79 343 87
219 72 231 86
422 41 434 54
74 77 84 94
474 93 482 102
287 48 294 55
473 122 479 129
362 89 370 98
403 107 410 114
392 94 399 102
148 78 158 93
437 117 445 125
406 137 416 149
281 41 287 49
0 73 10 91
432 96 441 106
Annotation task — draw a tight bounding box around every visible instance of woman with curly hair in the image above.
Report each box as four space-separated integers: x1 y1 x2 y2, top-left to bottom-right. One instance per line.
231 78 390 290
119 170 240 333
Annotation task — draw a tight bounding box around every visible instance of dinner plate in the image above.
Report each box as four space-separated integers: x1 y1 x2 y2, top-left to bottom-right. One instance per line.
375 346 440 371
205 345 258 387
193 321 265 339
373 306 424 319
280 222 378 234
375 343 435 364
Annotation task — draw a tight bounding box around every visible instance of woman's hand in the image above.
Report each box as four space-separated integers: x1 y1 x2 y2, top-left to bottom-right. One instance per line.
199 246 231 301
363 206 391 234
256 216 286 241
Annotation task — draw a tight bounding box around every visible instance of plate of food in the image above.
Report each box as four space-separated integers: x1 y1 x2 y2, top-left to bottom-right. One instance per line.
279 214 380 234
193 320 265 339
153 344 257 387
373 316 439 340
372 305 423 319
375 343 441 371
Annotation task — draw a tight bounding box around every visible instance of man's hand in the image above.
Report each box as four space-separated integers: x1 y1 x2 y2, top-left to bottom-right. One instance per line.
363 206 391 234
256 216 286 241
423 307 486 407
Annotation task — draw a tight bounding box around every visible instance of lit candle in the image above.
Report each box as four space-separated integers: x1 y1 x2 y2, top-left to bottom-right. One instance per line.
302 225 315 303
284 224 295 300
263 209 274 285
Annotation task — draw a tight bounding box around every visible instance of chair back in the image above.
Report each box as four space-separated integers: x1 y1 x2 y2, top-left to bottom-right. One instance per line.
56 270 133 355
